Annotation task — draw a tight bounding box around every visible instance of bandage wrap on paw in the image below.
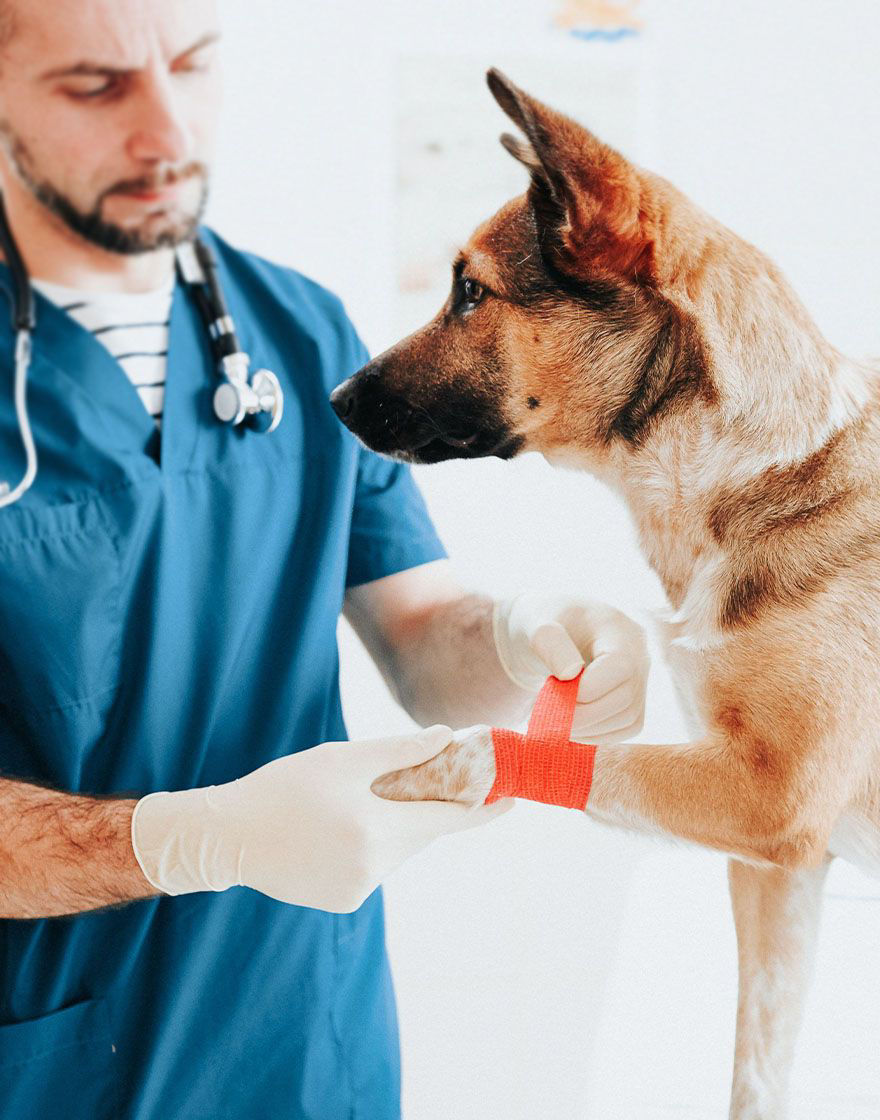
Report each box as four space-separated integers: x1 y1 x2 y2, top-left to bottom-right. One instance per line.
485 671 596 810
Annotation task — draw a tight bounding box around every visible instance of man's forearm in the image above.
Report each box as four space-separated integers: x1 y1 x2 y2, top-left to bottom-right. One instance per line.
389 592 532 729
0 778 158 919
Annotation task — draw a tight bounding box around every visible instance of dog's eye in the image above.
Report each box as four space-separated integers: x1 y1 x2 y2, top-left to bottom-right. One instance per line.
462 278 485 307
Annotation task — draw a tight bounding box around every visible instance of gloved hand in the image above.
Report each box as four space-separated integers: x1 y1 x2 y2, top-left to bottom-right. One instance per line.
131 726 510 913
493 592 649 744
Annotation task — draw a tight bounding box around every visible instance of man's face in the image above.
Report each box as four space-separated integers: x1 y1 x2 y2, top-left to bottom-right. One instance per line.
0 0 221 253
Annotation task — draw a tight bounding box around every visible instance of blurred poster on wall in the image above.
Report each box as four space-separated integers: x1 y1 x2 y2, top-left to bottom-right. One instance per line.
553 0 643 41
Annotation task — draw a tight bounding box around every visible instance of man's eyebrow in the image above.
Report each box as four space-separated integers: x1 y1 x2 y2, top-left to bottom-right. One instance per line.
38 30 221 81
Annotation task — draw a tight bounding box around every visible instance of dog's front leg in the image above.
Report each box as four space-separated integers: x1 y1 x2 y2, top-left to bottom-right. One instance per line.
376 729 840 873
727 859 829 1120
586 733 841 869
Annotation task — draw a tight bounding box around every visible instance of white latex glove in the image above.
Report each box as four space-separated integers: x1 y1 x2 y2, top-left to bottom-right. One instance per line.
493 592 649 744
131 726 511 913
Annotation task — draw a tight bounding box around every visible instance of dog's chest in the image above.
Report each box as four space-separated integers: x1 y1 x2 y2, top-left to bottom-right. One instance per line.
651 610 713 736
625 467 721 619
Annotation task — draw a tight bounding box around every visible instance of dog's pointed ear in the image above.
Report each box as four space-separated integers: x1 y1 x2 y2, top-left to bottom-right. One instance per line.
487 68 656 284
499 131 542 173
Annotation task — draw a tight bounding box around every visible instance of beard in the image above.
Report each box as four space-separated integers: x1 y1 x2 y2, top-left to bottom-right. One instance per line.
0 123 209 254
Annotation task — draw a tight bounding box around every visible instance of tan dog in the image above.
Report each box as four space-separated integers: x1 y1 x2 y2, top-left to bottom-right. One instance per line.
330 70 880 1119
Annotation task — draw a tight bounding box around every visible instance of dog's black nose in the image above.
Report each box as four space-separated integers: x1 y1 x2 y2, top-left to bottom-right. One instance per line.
329 380 356 423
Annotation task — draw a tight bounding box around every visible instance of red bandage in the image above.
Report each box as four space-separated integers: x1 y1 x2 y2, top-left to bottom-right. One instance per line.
484 671 597 810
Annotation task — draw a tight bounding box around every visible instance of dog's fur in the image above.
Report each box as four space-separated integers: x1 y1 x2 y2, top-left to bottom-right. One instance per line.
330 70 880 1118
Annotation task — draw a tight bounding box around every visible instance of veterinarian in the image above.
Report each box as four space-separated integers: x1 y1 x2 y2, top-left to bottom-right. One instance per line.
0 2 649 1118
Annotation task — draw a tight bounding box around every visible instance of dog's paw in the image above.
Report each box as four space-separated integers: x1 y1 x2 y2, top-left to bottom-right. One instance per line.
371 725 496 806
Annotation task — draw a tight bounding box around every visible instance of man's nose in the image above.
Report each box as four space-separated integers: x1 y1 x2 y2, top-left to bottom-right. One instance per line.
126 75 191 165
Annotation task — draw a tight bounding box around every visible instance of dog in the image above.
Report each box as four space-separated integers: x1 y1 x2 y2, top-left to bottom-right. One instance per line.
329 68 880 1119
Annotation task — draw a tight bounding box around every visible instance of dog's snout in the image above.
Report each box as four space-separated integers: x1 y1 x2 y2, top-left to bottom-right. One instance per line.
329 379 357 423
328 358 518 462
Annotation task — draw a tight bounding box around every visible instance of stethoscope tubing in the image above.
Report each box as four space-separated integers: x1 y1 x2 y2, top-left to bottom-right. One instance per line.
0 191 38 508
0 194 283 508
0 330 37 508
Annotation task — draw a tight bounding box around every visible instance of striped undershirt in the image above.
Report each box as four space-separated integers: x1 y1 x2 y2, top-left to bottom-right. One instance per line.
32 275 175 427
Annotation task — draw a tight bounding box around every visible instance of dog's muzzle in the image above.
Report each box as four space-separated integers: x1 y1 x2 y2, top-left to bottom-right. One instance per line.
329 369 523 463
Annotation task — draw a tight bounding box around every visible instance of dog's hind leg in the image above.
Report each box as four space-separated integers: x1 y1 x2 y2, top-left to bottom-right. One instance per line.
727 858 829 1120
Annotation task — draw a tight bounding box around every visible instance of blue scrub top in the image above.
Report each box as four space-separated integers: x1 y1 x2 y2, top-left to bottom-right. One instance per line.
0 229 446 1120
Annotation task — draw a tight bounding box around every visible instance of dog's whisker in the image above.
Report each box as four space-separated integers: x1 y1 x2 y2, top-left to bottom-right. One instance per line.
410 403 449 439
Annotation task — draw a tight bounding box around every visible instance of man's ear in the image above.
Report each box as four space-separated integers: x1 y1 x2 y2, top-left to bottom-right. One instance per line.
487 68 657 285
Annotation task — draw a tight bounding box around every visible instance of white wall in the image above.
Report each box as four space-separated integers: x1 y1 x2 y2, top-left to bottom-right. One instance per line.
212 4 880 1118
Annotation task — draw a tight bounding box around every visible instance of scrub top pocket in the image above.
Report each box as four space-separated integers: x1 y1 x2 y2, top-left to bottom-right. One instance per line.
0 997 119 1119
0 498 122 715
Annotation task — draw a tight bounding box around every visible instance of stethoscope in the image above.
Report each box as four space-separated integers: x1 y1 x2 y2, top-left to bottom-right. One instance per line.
0 194 283 509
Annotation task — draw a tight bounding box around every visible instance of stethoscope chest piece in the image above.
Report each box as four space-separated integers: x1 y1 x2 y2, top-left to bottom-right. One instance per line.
176 239 284 435
249 368 284 432
213 366 283 432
